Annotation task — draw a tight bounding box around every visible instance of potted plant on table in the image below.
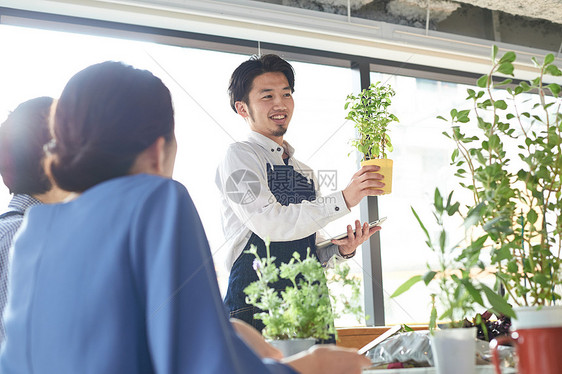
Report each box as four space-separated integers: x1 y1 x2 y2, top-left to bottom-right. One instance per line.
243 243 364 357
438 46 562 374
438 46 562 311
391 188 515 374
345 81 399 195
391 188 515 330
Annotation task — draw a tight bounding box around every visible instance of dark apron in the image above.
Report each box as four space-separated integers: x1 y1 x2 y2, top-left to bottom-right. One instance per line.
225 161 333 342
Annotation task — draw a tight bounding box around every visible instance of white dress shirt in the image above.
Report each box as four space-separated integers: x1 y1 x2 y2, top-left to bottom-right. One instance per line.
216 131 351 271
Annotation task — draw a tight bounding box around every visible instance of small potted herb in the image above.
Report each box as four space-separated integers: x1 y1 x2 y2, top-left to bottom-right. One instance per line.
345 81 399 194
244 243 364 356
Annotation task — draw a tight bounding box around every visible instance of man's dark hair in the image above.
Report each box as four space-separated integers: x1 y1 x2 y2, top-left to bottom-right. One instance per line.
228 54 295 112
0 97 54 195
49 61 175 192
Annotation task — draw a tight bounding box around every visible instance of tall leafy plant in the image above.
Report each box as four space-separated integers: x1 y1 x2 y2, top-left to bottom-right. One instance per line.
392 188 515 330
345 81 399 160
438 46 562 306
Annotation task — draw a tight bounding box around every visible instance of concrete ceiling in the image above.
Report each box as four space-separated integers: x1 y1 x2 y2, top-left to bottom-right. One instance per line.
265 0 561 51
455 0 562 25
315 0 562 24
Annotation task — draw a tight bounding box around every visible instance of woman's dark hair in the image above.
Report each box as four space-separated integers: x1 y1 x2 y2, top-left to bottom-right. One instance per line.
49 61 174 192
0 97 54 195
228 54 295 112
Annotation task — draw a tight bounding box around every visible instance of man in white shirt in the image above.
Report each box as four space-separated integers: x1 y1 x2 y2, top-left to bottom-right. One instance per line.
216 54 385 331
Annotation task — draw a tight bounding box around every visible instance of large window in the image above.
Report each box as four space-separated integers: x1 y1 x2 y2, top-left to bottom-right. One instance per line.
371 72 477 324
1 8 501 326
0 23 365 323
0 23 250 290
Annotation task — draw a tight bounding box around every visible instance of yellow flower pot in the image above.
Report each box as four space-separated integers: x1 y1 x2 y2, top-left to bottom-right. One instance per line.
361 158 393 195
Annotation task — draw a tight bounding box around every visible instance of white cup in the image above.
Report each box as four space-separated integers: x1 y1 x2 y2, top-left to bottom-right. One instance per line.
431 327 476 374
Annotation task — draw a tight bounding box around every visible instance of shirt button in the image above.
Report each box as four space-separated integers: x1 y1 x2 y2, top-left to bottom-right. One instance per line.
335 206 340 211
271 149 274 152
277 147 282 151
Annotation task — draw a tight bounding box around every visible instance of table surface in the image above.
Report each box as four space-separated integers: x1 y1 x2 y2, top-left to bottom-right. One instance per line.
363 365 517 373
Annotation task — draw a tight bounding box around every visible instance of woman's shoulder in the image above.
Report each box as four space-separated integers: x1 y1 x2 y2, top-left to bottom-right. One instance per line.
26 175 192 240
32 175 187 218
92 174 185 198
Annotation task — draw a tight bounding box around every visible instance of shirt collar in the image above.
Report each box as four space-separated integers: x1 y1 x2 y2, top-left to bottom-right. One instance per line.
247 130 295 157
7 194 42 213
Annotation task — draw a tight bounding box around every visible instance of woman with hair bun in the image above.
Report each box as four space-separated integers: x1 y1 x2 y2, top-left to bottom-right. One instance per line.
0 61 369 374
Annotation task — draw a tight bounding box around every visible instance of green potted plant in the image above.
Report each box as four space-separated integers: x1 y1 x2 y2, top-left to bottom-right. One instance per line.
392 188 515 330
438 46 562 373
391 188 515 374
438 46 562 306
345 81 399 195
244 242 364 356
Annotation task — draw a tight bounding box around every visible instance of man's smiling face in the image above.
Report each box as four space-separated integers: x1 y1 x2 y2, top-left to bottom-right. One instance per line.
235 71 294 144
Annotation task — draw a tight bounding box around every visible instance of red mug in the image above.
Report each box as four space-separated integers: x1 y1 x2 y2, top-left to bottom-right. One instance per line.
490 306 562 374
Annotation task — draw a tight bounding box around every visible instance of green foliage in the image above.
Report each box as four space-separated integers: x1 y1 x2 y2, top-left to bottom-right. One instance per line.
243 243 364 340
391 189 515 330
440 47 562 307
345 81 399 160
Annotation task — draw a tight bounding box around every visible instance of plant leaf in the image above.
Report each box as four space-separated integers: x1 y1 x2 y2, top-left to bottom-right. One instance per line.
401 324 414 332
423 270 437 285
527 209 538 224
391 275 423 297
462 279 484 306
477 75 488 88
497 63 514 76
495 78 512 86
494 100 508 110
429 300 438 332
434 188 443 212
451 148 459 162
545 65 562 76
547 83 561 97
481 284 515 318
499 51 516 63
411 207 432 245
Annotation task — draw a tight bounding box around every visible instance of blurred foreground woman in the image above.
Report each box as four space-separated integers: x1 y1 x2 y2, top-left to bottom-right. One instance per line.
0 62 369 374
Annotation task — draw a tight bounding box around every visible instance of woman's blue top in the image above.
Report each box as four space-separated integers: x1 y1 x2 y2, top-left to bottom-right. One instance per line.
0 174 295 374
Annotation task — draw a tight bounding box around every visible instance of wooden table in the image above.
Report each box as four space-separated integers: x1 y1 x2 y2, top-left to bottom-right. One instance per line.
363 366 516 373
336 326 429 350
336 327 517 373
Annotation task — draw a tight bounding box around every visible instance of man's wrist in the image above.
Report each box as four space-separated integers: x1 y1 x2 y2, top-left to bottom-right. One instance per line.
341 189 351 210
339 247 356 259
